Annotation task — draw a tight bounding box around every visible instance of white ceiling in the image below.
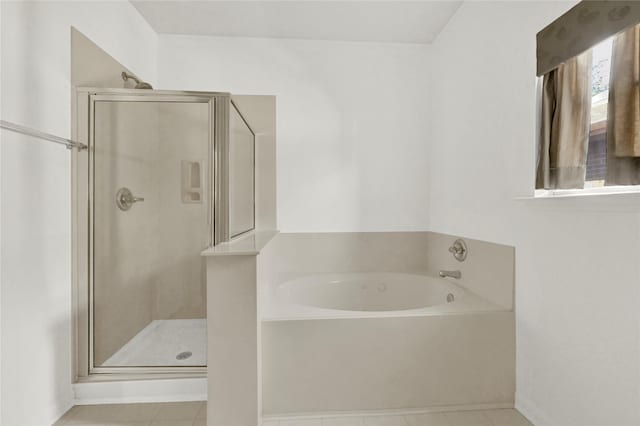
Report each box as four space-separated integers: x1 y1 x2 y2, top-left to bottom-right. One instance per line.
131 1 462 44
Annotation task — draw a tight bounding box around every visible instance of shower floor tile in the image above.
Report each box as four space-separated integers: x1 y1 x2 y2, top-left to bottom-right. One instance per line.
102 319 206 367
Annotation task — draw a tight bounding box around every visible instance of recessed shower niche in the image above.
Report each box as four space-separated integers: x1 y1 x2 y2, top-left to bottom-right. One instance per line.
72 88 265 376
182 160 203 203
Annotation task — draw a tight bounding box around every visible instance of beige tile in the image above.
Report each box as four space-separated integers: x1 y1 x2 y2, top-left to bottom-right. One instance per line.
64 403 161 424
64 405 120 423
484 409 532 426
154 402 202 420
113 403 161 422
323 417 366 426
58 404 535 426
364 416 408 426
404 413 450 426
280 419 322 426
56 405 89 423
54 409 76 425
104 422 151 426
63 424 107 426
195 403 207 420
149 421 192 426
445 411 492 426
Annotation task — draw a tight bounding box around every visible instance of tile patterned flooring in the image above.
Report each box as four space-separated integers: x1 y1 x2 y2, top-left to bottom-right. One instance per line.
55 403 532 426
54 402 206 426
267 409 532 426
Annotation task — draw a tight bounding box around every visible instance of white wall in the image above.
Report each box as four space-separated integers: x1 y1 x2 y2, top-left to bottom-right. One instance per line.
158 35 431 232
430 2 640 425
0 2 157 424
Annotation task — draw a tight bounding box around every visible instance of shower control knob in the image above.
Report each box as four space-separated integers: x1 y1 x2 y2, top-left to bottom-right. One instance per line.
448 239 468 262
116 187 144 211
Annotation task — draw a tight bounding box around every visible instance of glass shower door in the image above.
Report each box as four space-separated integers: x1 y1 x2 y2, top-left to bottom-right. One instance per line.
88 92 214 371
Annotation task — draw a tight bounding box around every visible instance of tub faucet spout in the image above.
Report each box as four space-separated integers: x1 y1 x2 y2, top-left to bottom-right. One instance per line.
439 270 461 279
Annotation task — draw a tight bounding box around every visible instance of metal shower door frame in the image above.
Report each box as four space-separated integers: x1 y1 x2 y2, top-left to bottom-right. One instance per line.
72 87 230 379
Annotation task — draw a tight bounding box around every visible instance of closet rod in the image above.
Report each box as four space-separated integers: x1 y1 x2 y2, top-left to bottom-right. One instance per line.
0 120 86 150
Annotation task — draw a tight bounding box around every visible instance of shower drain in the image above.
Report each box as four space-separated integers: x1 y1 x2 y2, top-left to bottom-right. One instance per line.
176 351 193 361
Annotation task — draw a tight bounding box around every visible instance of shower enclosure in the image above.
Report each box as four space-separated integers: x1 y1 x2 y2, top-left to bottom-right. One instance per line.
72 88 255 376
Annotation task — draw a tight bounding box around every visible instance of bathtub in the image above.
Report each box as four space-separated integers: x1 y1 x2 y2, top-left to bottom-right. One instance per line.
263 272 502 320
261 272 515 416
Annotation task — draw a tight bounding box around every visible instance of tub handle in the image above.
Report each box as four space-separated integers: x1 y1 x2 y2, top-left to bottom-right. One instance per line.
448 239 467 262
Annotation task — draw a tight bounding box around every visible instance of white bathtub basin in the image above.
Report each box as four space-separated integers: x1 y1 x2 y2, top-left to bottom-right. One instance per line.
276 272 465 312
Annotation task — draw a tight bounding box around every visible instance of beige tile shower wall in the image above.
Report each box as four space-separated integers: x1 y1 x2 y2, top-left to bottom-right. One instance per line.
71 29 138 89
425 232 514 310
153 103 209 320
255 129 277 230
229 103 256 237
93 102 159 365
231 95 277 231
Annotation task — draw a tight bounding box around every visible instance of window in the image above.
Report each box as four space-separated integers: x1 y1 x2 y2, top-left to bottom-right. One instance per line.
535 2 640 194
584 37 612 188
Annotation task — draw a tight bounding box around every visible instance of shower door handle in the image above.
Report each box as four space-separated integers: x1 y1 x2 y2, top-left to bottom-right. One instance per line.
116 187 144 211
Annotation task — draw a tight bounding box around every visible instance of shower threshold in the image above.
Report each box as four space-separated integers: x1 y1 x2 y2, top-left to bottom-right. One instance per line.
102 319 206 367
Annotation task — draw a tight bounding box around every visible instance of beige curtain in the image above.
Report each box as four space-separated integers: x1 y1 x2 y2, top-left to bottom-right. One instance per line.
605 24 640 185
536 50 592 189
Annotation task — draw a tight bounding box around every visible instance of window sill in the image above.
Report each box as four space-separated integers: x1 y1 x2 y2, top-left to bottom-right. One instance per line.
533 185 640 199
516 186 640 212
